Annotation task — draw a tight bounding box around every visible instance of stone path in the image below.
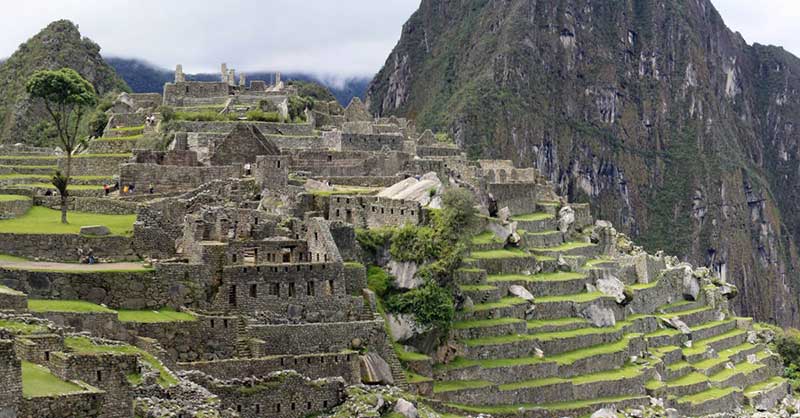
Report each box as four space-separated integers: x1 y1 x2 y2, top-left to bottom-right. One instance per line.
0 260 150 272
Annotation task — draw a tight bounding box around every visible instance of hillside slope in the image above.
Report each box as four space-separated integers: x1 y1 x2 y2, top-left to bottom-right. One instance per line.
0 20 128 144
367 0 800 326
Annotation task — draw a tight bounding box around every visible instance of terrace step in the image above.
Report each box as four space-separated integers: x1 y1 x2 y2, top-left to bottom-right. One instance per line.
462 334 540 360
664 371 711 397
690 320 738 342
526 317 590 334
661 306 719 328
683 329 749 363
452 318 528 340
528 292 620 321
744 377 790 410
658 300 705 314
531 241 599 258
674 387 743 417
0 164 58 175
439 395 650 418
509 212 556 232
454 268 488 286
487 271 590 298
459 284 502 304
455 297 529 321
536 201 561 216
692 343 762 377
531 323 626 356
470 231 507 251
522 230 563 248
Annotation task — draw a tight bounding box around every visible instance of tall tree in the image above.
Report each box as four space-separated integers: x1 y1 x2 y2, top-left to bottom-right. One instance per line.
26 68 97 223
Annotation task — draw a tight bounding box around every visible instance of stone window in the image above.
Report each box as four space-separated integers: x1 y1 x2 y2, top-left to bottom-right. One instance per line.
307 282 315 296
256 404 261 414
276 160 281 168
229 286 237 306
96 370 102 382
232 253 237 263
236 405 242 413
323 401 328 408
306 402 312 410
401 209 405 215
210 319 215 328
44 351 50 361
328 280 335 295
314 232 318 242
291 403 296 411
250 284 257 298
223 319 229 328
269 283 279 296
275 404 281 413
327 155 332 162
288 283 295 297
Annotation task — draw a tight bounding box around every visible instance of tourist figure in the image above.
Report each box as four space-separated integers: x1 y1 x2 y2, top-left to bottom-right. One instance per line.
244 162 252 176
87 248 95 265
149 183 154 194
103 183 109 196
77 247 84 263
122 184 129 194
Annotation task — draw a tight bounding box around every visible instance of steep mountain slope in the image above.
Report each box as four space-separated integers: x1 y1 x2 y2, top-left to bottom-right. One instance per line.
0 20 128 144
106 57 370 105
367 0 800 326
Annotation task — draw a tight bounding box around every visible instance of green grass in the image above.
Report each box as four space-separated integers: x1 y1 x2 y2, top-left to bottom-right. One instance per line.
96 134 143 141
644 328 681 338
499 364 644 390
488 271 585 283
532 241 596 252
709 361 763 382
465 297 527 312
28 299 115 313
445 395 644 414
745 377 786 395
677 387 740 405
584 257 613 267
0 174 109 181
405 371 432 383
65 336 177 387
108 125 145 132
630 281 660 290
470 231 503 245
343 261 364 268
433 380 493 393
526 317 588 330
511 212 553 222
0 154 130 160
367 266 391 297
464 333 534 347
536 291 608 304
470 248 531 259
22 361 85 398
667 371 708 387
0 206 136 236
16 183 104 190
682 329 746 356
395 344 431 362
458 284 497 292
0 194 28 202
452 317 523 329
532 322 624 341
117 309 196 323
0 164 57 169
0 320 47 334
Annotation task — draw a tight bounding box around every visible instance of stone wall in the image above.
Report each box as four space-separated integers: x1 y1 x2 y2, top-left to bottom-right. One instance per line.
86 139 137 154
50 351 138 418
119 163 241 192
0 233 136 262
327 132 405 152
0 339 22 418
247 319 388 356
34 196 139 215
328 195 421 228
163 81 230 106
18 386 104 418
13 334 65 364
342 263 367 296
0 197 31 219
177 351 360 383
0 267 203 310
0 286 27 310
59 155 131 176
169 121 314 136
106 113 145 129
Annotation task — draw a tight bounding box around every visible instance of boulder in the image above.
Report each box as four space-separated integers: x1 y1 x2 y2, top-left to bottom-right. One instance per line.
80 225 110 236
683 271 700 300
359 353 394 385
498 207 511 223
596 276 626 304
386 313 428 343
508 285 534 302
580 304 616 327
304 178 333 192
720 283 739 299
558 205 575 233
393 399 418 418
388 260 421 290
590 408 617 418
487 221 511 243
661 316 691 334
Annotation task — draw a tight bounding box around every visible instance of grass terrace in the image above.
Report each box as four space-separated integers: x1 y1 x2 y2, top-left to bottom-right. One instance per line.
0 319 47 334
308 186 381 197
0 206 136 236
470 231 503 245
108 125 145 132
446 394 645 415
488 271 585 283
470 248 531 259
117 309 197 323
65 336 178 387
16 183 105 190
677 387 740 405
28 299 115 313
510 212 553 222
0 194 29 202
22 361 85 398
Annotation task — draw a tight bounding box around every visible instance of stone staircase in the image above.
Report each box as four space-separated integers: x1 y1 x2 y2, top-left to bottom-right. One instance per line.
425 201 788 417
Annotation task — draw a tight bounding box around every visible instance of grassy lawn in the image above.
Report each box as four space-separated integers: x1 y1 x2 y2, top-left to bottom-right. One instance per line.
466 297 528 312
532 241 596 252
108 125 145 132
470 248 531 259
527 317 588 330
452 317 523 329
65 336 177 387
117 309 196 323
678 387 740 405
22 361 85 398
536 291 608 304
17 183 104 190
510 212 553 222
28 299 115 313
96 134 142 141
433 379 493 393
745 377 786 395
0 194 29 202
0 320 47 334
471 231 503 245
0 206 136 236
309 186 380 196
446 395 643 414
394 343 431 362
488 271 585 283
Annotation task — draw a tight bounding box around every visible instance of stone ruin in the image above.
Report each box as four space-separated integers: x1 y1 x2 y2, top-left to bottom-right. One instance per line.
0 61 790 418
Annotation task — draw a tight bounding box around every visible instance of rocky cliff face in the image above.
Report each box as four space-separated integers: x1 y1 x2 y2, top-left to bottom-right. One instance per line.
0 20 128 144
367 0 800 326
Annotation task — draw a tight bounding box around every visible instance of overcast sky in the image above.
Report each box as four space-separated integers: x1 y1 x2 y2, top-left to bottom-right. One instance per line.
0 0 797 82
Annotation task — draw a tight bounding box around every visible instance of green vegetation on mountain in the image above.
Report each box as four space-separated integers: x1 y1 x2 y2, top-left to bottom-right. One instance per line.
0 20 128 146
367 0 800 326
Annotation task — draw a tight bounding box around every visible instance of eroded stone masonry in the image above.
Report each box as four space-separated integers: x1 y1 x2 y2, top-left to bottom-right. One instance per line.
0 65 790 418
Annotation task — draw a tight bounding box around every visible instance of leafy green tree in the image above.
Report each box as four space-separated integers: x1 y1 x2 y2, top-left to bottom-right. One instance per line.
26 68 97 223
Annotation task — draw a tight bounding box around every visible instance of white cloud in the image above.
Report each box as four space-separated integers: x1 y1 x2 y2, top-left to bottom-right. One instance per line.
2 0 798 79
0 0 421 78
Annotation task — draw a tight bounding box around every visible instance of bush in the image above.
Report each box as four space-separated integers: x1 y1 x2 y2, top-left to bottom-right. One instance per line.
156 105 175 122
776 329 800 387
355 228 393 257
86 110 108 138
367 266 392 298
245 110 281 122
385 280 454 331
390 225 437 263
434 187 477 242
288 95 314 121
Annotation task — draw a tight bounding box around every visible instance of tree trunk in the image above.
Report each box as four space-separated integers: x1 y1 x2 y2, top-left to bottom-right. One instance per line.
61 154 71 224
